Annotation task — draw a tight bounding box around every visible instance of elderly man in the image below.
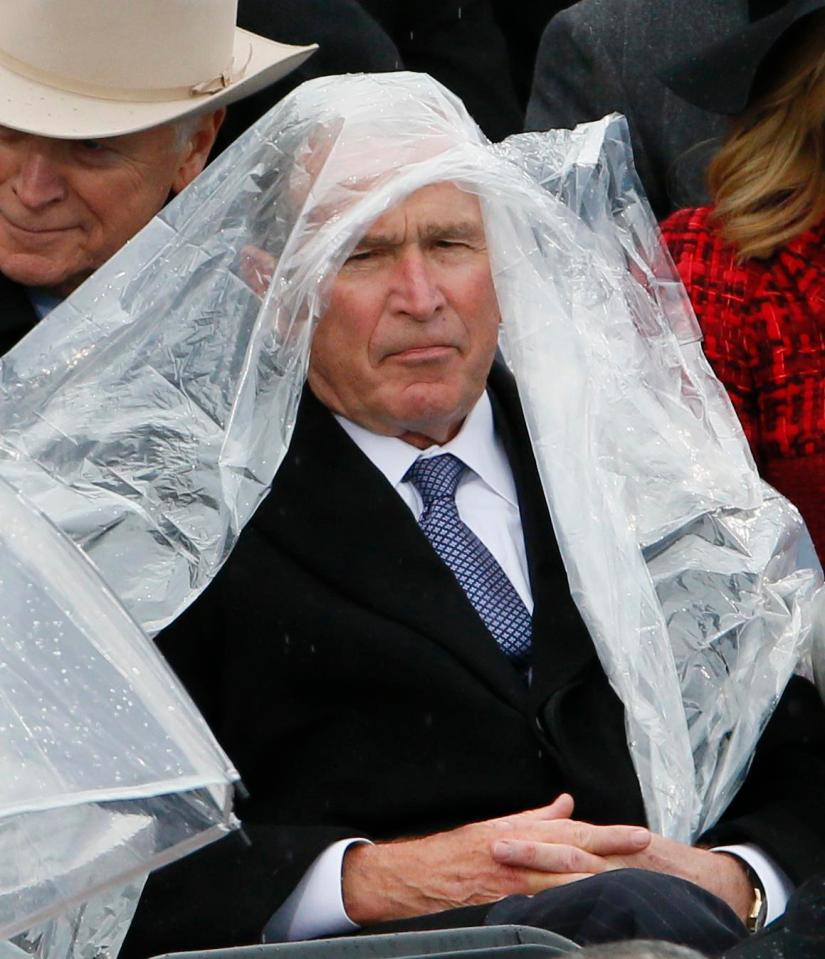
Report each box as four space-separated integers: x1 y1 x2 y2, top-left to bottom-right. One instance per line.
0 0 314 352
121 74 825 958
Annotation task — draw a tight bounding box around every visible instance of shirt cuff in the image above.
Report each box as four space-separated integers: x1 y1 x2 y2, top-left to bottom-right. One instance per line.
261 837 371 942
712 842 794 925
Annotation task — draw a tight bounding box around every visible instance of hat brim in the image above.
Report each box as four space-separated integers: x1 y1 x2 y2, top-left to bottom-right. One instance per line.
659 0 825 114
0 28 316 139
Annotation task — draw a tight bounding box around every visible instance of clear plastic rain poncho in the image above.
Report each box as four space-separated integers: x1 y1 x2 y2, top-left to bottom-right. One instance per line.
0 74 822 952
0 470 239 959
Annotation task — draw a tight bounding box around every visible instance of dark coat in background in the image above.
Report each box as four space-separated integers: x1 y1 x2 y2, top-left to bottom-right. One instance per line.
354 0 523 141
491 0 573 107
525 0 749 218
0 274 39 354
227 0 523 148
122 364 825 958
216 0 402 154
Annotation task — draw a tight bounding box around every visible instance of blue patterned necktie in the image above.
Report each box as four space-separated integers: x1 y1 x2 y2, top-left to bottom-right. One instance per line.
404 453 532 667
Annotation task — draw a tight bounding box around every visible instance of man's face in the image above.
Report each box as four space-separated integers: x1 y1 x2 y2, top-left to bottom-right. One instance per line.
308 182 501 448
0 113 222 297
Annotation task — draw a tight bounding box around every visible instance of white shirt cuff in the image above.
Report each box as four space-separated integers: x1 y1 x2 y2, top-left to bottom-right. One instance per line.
262 838 371 942
713 842 794 924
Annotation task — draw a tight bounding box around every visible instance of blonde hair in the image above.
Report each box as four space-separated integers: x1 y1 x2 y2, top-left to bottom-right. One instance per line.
708 13 825 260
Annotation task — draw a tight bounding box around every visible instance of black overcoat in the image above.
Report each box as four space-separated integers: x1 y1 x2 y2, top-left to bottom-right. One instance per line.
0 273 38 354
123 365 825 957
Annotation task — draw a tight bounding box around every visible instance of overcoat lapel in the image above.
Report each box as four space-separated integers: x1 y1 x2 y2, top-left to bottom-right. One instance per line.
487 370 644 822
254 366 601 715
254 384 529 710
486 365 598 711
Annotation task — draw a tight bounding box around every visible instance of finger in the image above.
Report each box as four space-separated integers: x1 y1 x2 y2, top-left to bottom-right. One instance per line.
505 794 575 824
528 820 651 856
525 871 593 895
492 838 617 875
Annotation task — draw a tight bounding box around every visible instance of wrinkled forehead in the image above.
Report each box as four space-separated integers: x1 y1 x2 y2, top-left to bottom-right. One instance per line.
352 182 487 246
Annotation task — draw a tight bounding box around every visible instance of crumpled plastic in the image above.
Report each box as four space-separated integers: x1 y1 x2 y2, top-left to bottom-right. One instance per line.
0 72 821 954
0 478 238 955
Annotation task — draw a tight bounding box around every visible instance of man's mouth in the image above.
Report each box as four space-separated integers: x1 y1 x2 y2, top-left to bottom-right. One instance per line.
387 345 456 363
1 215 73 237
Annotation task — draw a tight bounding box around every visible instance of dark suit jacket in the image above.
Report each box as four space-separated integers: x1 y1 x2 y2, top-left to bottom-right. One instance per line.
0 274 38 354
123 364 825 958
525 0 748 218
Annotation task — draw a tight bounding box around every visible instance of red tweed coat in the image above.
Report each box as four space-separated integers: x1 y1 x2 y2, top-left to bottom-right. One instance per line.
662 206 825 560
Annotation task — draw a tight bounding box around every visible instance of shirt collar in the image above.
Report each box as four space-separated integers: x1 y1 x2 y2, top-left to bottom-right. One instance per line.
335 391 518 506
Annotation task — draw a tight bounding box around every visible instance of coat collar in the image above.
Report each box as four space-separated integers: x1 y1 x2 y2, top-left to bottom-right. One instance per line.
254 364 596 712
0 273 39 353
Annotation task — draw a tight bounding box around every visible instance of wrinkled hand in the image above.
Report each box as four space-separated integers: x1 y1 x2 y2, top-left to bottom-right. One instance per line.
615 833 754 921
489 820 755 922
342 794 651 924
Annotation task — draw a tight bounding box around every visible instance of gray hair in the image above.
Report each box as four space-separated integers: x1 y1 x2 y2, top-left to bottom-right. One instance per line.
172 112 208 150
169 110 216 150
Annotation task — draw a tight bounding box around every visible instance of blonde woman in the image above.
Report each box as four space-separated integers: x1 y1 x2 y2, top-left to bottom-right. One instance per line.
661 0 825 559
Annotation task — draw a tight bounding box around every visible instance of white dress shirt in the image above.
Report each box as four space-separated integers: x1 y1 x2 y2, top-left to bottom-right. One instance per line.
262 392 791 941
336 391 532 612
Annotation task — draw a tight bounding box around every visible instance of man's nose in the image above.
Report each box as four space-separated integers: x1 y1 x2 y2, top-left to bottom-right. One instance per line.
393 250 447 319
13 151 67 210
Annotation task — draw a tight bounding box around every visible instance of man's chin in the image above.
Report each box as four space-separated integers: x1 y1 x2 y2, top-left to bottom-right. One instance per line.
390 389 479 446
0 251 81 295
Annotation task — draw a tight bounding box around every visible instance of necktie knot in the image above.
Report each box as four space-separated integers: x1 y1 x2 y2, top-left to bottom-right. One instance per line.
404 453 467 509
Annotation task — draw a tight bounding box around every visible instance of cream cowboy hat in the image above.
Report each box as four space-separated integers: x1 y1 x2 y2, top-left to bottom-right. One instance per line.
0 0 317 139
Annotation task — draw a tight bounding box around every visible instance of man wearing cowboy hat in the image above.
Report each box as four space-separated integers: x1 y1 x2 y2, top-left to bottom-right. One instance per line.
0 0 314 352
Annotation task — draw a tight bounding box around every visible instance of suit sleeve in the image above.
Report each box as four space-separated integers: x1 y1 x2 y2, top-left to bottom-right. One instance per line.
120 567 366 958
700 674 825 884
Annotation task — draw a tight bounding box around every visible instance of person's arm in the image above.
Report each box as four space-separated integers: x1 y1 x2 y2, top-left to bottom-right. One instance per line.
488 824 755 923
712 843 793 925
341 794 653 924
262 838 369 942
490 675 825 925
525 9 618 134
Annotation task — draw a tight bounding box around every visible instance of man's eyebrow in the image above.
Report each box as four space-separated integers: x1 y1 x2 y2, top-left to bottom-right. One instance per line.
420 221 486 243
352 232 400 249
353 221 486 249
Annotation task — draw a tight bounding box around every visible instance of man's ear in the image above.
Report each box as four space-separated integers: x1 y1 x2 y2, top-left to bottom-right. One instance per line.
171 108 226 194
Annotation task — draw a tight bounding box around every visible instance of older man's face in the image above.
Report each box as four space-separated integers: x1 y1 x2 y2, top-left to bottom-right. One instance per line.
0 113 222 297
308 183 500 448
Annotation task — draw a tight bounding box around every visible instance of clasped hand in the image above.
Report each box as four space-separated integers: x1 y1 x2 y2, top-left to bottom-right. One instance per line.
342 793 753 925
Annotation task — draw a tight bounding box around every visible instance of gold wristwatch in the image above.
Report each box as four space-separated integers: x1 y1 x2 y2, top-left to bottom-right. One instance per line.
741 860 768 933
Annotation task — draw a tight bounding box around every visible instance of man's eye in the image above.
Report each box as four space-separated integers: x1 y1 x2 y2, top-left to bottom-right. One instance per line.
345 249 378 264
76 140 117 160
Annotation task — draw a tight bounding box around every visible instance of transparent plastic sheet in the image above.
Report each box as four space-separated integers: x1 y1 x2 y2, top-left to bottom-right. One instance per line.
207 72 815 840
0 73 821 950
2 878 146 959
0 476 238 950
